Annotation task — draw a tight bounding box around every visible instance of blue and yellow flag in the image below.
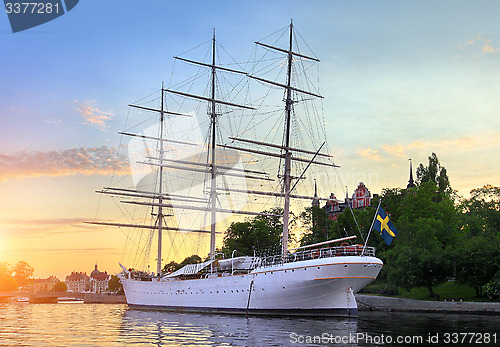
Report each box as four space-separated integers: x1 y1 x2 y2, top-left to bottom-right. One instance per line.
374 206 398 245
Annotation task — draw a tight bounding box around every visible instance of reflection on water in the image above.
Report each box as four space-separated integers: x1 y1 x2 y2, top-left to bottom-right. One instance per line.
0 302 498 346
121 309 358 346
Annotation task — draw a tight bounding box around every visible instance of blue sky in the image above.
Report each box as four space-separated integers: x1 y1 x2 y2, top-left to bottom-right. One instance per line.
1 0 500 278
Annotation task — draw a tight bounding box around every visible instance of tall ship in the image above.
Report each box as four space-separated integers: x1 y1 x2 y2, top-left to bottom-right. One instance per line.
88 22 383 317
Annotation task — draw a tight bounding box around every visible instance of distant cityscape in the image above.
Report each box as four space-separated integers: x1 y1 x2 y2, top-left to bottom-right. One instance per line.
18 264 110 294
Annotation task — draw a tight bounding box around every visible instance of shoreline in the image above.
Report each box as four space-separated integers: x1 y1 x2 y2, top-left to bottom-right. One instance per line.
356 294 500 315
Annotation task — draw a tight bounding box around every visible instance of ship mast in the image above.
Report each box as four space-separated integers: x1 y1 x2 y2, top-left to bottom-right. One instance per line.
209 29 217 260
281 21 294 257
156 82 165 276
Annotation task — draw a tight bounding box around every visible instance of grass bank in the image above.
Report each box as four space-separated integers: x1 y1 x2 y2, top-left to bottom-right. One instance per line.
360 281 491 302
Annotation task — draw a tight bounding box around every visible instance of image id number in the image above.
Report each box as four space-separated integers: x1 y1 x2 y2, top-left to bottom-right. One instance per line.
5 2 60 14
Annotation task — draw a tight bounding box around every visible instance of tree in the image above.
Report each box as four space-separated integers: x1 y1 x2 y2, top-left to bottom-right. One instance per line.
162 261 180 273
13 261 34 287
179 255 202 267
452 236 500 297
460 185 500 238
221 208 283 257
299 206 332 246
162 255 202 274
416 152 452 199
385 217 453 297
53 281 67 292
0 262 13 277
453 185 500 296
107 275 124 295
485 271 500 302
382 180 458 297
0 263 17 291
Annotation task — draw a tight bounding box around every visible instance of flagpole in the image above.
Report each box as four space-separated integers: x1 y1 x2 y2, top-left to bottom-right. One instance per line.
361 199 381 256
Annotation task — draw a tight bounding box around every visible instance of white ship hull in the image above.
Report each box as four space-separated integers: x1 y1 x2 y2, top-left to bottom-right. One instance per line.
121 256 383 317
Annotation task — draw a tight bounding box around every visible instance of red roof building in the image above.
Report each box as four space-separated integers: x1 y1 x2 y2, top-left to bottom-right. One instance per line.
352 182 371 209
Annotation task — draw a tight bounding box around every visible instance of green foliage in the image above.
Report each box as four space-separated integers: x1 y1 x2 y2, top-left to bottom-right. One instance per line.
385 218 454 297
162 261 180 273
453 184 500 297
416 152 452 199
180 255 202 266
299 201 380 248
299 206 334 246
452 236 500 297
296 153 499 301
107 275 124 294
459 184 500 237
162 255 202 274
221 208 283 257
52 281 67 292
395 282 479 301
485 271 500 302
381 169 458 297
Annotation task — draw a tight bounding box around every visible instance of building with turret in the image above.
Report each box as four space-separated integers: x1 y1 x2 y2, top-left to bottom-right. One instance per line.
90 264 110 293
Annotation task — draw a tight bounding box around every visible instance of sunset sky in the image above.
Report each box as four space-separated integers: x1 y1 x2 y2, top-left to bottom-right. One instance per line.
1 0 500 280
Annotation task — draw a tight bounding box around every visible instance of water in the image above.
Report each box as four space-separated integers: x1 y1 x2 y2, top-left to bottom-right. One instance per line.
0 302 498 346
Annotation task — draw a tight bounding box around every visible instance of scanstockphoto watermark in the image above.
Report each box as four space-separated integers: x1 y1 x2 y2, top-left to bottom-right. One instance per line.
289 332 498 345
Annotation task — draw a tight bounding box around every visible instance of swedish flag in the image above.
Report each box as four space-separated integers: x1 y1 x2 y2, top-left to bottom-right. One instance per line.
374 206 398 245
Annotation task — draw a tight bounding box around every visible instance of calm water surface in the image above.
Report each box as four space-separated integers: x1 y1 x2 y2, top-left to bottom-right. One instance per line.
0 302 498 346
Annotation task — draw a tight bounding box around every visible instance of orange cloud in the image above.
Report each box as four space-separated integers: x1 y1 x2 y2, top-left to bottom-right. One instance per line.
457 33 500 54
0 146 129 180
382 133 500 158
482 44 500 53
75 101 113 129
0 218 99 238
356 147 381 161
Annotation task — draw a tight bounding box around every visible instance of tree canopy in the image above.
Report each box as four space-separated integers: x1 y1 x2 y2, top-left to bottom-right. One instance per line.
220 208 283 257
107 274 124 294
298 153 499 299
0 261 34 292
